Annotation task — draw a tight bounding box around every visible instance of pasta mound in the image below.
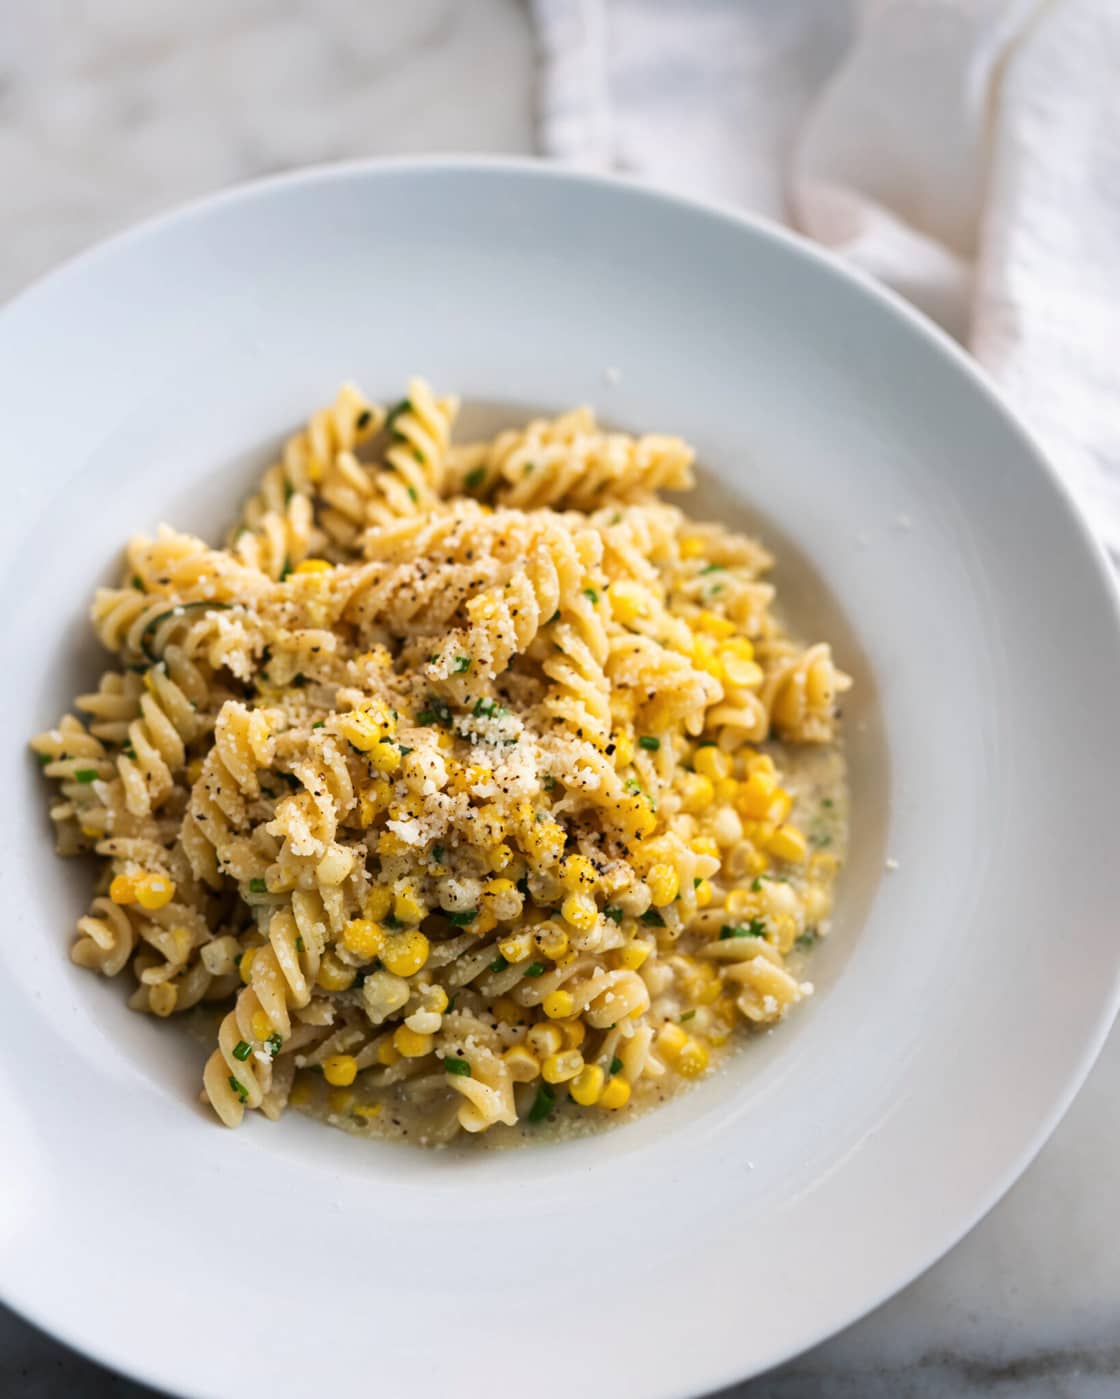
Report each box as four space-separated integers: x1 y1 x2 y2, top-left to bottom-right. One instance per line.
32 379 850 1144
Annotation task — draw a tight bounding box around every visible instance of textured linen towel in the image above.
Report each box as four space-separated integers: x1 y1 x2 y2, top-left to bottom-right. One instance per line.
532 0 1120 557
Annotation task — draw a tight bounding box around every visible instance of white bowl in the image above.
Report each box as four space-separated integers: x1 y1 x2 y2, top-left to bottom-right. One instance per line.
2 158 1119 1399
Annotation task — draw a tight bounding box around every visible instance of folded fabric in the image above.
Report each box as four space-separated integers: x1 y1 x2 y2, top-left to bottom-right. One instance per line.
533 0 1120 557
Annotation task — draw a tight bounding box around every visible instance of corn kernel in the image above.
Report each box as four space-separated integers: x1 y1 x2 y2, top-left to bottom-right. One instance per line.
612 731 635 768
561 892 598 932
238 947 257 984
543 989 575 1019
109 872 137 904
647 863 680 907
609 580 649 626
746 753 776 778
689 835 721 861
148 982 177 1017
246 1011 270 1043
498 930 533 963
342 917 384 960
367 740 402 775
679 773 715 813
768 825 809 864
679 535 706 559
492 995 525 1023
328 1088 355 1115
488 842 514 872
570 1064 605 1105
657 1023 688 1059
541 1049 584 1084
503 1045 541 1082
185 758 204 785
598 1076 631 1109
293 558 332 574
378 830 409 858
323 1054 358 1087
376 1040 401 1066
393 1025 433 1058
739 770 777 818
287 1072 313 1107
611 941 651 971
768 788 793 824
393 882 427 923
380 930 430 977
527 1023 564 1058
134 873 175 910
694 746 731 780
561 853 598 891
675 1037 710 1078
695 609 735 639
562 1019 586 1048
726 888 754 917
364 885 393 921
694 878 714 908
316 952 356 991
538 926 569 960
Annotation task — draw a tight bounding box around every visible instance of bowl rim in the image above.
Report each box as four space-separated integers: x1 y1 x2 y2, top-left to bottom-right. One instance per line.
3 154 1120 1397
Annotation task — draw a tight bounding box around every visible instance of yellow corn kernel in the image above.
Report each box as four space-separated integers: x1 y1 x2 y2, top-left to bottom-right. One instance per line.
148 982 177 1017
364 885 393 921
185 758 204 785
393 1025 433 1058
541 1049 584 1084
522 818 566 866
739 770 777 818
238 947 257 984
768 825 809 864
109 872 137 905
378 830 409 858
679 535 706 560
675 1037 710 1078
492 995 525 1024
689 835 720 861
570 1064 605 1106
657 1023 689 1059
810 850 840 879
562 1019 586 1048
694 745 731 780
488 842 514 872
381 930 430 978
543 989 575 1020
561 892 598 932
746 752 776 778
647 862 680 907
323 1054 358 1087
694 878 714 908
692 635 724 681
287 1072 313 1108
503 1045 541 1082
473 907 498 936
609 580 649 626
561 853 598 892
342 917 384 960
611 941 651 971
293 557 332 575
316 952 356 991
367 740 402 775
328 1088 355 1115
352 1103 383 1122
527 1023 564 1058
538 926 569 960
376 1039 401 1067
695 609 735 639
393 882 427 924
725 888 755 917
134 873 175 910
679 772 715 814
484 876 518 901
768 788 794 824
250 1009 273 1041
612 731 635 768
498 930 532 963
598 1076 631 1110
713 776 738 805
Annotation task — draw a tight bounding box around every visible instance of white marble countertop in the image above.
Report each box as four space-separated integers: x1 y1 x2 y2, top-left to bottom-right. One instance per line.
2 2 1118 1395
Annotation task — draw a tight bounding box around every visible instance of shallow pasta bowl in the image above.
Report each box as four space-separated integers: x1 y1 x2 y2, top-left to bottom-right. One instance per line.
2 158 1120 1398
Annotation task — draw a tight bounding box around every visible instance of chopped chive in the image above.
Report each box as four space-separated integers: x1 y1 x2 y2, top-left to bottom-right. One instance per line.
295 935 305 953
386 397 412 432
248 878 267 894
447 910 477 926
417 696 452 727
383 914 402 930
609 1056 624 1076
524 962 545 977
700 563 725 575
446 995 456 1013
489 955 508 973
228 1075 248 1103
131 575 144 591
464 466 486 491
453 656 472 674
232 1040 252 1062
604 907 624 924
693 877 702 889
312 720 325 729
708 583 725 596
640 909 664 927
36 753 51 767
74 769 99 784
356 408 372 430
542 774 556 791
397 744 413 756
795 929 819 950
445 1057 472 1077
407 486 418 502
432 844 444 863
719 919 767 940
527 1084 555 1122
679 1010 696 1023
583 587 599 604
266 1033 283 1057
821 797 834 808
546 610 561 624
279 556 292 581
638 736 661 751
697 739 717 748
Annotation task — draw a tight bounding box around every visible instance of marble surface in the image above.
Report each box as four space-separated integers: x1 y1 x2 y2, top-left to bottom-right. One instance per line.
1 2 1118 1395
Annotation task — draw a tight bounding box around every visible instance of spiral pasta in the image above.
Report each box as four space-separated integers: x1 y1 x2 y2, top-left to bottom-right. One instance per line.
32 379 849 1147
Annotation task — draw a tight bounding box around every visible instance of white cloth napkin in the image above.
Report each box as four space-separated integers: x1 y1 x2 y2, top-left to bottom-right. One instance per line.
532 0 1120 557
